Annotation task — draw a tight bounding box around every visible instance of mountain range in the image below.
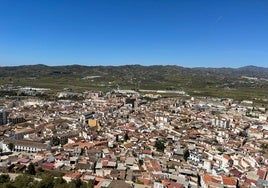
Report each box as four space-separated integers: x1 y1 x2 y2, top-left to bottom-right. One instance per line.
0 64 267 101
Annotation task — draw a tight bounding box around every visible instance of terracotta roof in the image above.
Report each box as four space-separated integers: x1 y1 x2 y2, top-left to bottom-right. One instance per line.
168 182 183 188
137 177 151 186
75 163 91 170
229 169 242 178
42 162 55 170
257 169 267 180
17 158 30 163
244 178 257 186
31 157 44 164
221 175 237 186
64 141 94 150
202 174 220 185
222 154 231 161
64 172 82 180
161 180 170 186
108 180 131 188
102 160 108 166
15 127 35 134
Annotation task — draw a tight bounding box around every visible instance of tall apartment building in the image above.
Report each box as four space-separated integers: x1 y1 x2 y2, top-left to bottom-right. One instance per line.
0 110 9 125
211 117 230 129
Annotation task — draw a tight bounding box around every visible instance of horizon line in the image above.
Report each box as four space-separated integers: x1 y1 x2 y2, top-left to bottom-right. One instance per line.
0 63 267 69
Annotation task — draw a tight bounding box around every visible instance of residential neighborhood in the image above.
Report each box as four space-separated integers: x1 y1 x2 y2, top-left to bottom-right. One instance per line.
0 89 267 187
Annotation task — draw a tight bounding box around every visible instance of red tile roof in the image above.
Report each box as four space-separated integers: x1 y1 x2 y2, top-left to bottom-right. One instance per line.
222 154 231 161
221 175 237 186
168 182 183 188
64 172 82 179
244 178 257 186
102 160 108 166
229 169 242 178
42 162 55 170
17 158 30 164
202 174 219 185
257 169 267 180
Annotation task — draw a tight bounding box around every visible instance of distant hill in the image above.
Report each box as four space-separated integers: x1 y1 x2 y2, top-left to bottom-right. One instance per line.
0 64 268 101
0 64 267 78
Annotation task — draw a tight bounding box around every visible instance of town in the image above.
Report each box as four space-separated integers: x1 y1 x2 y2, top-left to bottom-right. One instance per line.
0 88 267 188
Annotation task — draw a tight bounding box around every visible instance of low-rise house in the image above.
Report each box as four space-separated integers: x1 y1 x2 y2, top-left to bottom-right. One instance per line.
113 169 126 180
167 182 183 188
75 162 92 173
63 172 82 183
248 128 264 139
154 182 164 188
41 162 55 171
126 157 136 166
201 173 237 188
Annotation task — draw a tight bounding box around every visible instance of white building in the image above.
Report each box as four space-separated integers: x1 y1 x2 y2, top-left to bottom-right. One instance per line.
1 138 50 153
188 150 202 162
211 117 230 129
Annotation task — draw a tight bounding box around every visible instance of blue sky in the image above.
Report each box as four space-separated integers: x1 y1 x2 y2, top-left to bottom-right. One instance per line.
0 0 267 67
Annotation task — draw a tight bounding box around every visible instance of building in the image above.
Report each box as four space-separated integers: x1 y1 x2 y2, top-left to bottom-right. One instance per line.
201 173 237 188
80 112 95 125
211 117 230 129
0 110 9 125
2 138 50 153
188 150 202 163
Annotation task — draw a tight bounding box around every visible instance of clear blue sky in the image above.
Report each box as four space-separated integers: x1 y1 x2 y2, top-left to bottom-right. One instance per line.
0 0 267 67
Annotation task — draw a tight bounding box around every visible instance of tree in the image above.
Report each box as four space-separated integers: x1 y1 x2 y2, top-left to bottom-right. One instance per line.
54 177 67 188
8 143 14 151
217 146 226 153
36 167 44 174
80 148 85 155
155 140 165 152
50 137 60 146
13 174 36 188
0 174 10 184
183 149 190 161
37 174 55 188
116 135 119 142
260 143 268 149
87 181 94 188
2 182 16 188
67 179 82 188
239 131 247 137
124 132 129 141
27 163 36 175
260 143 268 154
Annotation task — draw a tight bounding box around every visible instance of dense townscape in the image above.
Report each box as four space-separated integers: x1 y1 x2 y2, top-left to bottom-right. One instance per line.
0 88 267 188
